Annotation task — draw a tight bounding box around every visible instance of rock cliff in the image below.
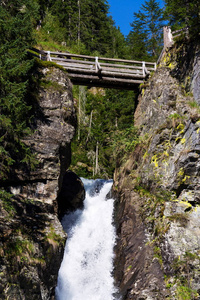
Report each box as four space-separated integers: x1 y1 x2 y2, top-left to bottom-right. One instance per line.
114 42 200 299
0 66 77 299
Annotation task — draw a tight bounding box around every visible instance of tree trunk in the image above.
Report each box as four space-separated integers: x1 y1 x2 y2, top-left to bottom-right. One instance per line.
86 111 93 145
95 141 99 175
77 0 81 47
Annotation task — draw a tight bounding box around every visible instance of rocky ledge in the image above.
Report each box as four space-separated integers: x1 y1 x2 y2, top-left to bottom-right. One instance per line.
114 43 200 299
0 66 78 299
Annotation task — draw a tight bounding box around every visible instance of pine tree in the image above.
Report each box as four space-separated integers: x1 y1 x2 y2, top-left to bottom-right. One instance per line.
164 0 200 37
128 0 164 60
0 0 38 179
40 0 116 55
108 25 129 58
127 15 148 60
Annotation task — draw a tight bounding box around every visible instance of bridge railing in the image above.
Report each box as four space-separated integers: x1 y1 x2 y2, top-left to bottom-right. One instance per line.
31 49 156 80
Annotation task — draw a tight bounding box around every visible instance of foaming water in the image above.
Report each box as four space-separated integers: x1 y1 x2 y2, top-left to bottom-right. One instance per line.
56 178 118 300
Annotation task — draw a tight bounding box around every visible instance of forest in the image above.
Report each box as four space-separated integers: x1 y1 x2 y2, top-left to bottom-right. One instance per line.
0 0 200 179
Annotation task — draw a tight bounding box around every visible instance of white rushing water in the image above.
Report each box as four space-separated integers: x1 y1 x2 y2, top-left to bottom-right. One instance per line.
56 178 118 300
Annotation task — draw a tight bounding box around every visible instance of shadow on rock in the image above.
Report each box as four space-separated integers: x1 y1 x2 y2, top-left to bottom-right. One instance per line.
57 170 85 219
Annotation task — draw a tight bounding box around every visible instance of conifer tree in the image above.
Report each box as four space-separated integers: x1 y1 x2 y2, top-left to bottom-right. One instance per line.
40 0 116 55
128 0 164 60
164 0 200 37
0 0 38 179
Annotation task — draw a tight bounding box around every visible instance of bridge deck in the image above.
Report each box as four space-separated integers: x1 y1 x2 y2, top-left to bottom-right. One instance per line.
33 49 156 90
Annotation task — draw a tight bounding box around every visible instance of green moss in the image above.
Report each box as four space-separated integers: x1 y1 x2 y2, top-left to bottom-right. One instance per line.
176 284 199 300
154 246 163 266
40 79 65 92
45 226 64 246
35 58 66 72
168 213 189 227
188 100 200 109
7 236 35 257
169 113 181 119
127 265 132 271
0 189 15 215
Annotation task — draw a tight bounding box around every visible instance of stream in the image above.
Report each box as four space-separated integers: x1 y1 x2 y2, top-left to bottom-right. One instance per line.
55 178 119 300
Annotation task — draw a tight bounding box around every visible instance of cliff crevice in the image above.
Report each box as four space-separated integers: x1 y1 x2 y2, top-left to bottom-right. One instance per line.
0 66 77 299
114 43 200 299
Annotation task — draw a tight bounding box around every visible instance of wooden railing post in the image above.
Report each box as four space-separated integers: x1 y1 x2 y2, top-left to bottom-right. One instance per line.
142 62 145 77
95 57 101 73
47 51 52 61
163 26 173 49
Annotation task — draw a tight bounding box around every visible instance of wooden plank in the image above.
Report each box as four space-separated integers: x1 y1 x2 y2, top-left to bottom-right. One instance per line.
55 62 144 76
52 59 146 74
52 59 145 72
51 57 95 65
146 67 156 71
99 62 143 69
101 71 144 79
71 79 141 90
54 58 144 72
52 56 155 73
43 50 156 66
67 73 144 84
57 62 95 69
51 57 145 70
172 27 187 35
65 67 144 79
62 65 143 76
101 66 143 75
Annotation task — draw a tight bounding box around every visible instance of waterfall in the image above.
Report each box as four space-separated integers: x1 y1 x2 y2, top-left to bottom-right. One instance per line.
56 178 119 300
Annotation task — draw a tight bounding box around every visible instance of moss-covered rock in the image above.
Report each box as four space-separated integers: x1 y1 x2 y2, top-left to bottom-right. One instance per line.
0 66 76 299
114 43 200 299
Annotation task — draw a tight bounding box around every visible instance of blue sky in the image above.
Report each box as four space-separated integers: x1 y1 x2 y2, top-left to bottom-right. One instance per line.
108 0 165 37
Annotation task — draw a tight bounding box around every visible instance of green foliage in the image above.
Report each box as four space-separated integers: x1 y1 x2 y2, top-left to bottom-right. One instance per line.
176 285 199 300
164 0 200 38
154 246 163 265
38 12 66 43
188 100 200 110
111 126 139 158
127 0 164 60
0 0 39 180
45 225 65 247
0 189 15 215
7 236 35 257
171 252 200 299
35 0 123 56
168 213 189 227
71 87 137 178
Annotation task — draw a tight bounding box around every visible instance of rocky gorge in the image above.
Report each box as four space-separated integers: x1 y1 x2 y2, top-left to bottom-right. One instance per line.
113 42 200 299
0 65 84 299
0 39 200 300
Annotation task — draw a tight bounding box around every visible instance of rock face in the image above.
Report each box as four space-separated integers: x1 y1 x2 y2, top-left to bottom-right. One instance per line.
57 170 85 219
114 44 200 299
0 66 77 299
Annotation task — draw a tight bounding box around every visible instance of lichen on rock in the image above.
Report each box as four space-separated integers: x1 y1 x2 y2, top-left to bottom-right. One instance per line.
0 66 77 299
114 43 200 299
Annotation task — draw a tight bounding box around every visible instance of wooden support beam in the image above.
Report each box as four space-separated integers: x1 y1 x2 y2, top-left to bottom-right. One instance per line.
57 62 94 70
69 76 143 90
65 69 144 79
68 73 144 84
62 65 144 77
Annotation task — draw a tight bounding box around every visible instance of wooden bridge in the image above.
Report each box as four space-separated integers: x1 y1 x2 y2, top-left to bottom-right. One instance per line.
33 49 157 90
